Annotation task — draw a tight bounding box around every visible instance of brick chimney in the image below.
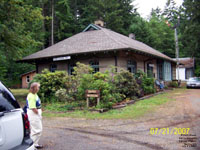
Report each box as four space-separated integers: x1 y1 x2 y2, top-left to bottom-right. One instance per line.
129 33 135 40
94 19 104 27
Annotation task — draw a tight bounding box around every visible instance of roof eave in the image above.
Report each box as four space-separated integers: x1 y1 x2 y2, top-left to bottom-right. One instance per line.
18 48 175 63
128 48 176 63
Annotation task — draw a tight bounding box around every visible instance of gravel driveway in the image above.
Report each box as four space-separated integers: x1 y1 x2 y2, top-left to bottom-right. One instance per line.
40 89 200 150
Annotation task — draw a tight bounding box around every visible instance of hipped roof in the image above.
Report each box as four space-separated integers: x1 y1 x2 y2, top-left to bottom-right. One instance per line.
21 24 174 62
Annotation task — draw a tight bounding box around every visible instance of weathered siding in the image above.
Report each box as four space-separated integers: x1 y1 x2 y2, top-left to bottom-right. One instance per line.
57 61 68 71
38 62 51 73
118 51 151 72
172 64 176 80
99 57 115 72
35 50 173 81
21 72 36 88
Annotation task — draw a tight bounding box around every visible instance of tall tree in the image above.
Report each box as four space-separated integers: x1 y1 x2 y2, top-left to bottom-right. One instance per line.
163 0 180 22
0 0 43 85
148 9 175 57
163 0 185 58
181 0 200 57
40 0 73 46
129 14 154 46
71 0 134 35
54 0 74 42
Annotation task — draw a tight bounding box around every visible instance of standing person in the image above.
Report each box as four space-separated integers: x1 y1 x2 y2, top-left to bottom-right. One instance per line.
27 82 43 149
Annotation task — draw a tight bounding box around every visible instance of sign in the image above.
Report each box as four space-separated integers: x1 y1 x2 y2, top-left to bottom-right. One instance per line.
53 56 71 61
86 90 100 98
86 94 99 98
85 90 100 107
149 64 154 67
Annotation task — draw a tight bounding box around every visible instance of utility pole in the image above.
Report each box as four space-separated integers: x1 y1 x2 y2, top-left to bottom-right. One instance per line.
174 27 180 82
174 17 180 84
167 17 180 82
51 0 54 45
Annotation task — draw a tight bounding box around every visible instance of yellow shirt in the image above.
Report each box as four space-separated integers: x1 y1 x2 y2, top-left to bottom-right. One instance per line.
27 93 39 109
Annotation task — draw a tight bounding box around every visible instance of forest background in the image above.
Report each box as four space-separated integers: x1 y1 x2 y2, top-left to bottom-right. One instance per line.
0 0 199 86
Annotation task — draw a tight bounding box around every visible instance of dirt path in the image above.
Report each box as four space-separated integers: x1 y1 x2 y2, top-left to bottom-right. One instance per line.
40 89 200 150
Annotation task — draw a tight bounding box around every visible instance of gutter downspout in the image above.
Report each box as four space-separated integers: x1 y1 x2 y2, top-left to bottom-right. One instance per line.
114 53 118 72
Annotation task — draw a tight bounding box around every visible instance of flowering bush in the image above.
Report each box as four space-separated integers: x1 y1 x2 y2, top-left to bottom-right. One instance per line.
32 63 156 109
77 72 123 109
30 69 69 102
135 71 155 95
112 69 140 99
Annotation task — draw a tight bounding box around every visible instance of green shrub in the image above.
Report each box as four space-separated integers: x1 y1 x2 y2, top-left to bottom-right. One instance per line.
30 63 157 109
136 71 155 95
31 69 69 102
195 61 200 77
55 88 74 102
168 81 178 88
112 69 140 99
77 72 123 109
68 62 94 99
142 77 155 94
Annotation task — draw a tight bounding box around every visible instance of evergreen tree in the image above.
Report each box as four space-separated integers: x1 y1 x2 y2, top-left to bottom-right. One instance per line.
129 14 154 46
148 8 175 57
71 0 134 35
54 0 74 42
0 0 43 85
163 0 180 22
181 0 200 57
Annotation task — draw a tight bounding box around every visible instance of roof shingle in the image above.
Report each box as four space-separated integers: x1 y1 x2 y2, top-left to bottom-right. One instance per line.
22 24 174 62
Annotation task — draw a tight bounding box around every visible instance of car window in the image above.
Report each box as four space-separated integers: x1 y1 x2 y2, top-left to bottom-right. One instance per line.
189 78 196 81
0 82 20 112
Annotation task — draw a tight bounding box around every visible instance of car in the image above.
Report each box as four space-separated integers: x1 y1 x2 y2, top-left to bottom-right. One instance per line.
0 81 34 150
186 77 200 88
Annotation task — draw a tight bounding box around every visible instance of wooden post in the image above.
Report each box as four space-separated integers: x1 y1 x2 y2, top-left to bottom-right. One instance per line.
85 90 100 108
97 98 100 106
87 98 89 108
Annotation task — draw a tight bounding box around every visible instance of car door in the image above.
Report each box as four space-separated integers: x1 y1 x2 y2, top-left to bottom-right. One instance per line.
0 82 24 150
0 112 6 146
0 110 24 150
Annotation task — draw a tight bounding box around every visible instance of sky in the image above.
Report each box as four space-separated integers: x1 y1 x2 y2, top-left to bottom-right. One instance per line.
132 0 184 19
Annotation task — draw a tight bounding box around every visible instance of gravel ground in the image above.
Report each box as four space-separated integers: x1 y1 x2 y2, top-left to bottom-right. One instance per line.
40 89 200 150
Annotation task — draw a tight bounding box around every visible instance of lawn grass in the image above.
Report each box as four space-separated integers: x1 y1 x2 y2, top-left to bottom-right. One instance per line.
10 89 29 106
11 88 186 119
11 89 29 96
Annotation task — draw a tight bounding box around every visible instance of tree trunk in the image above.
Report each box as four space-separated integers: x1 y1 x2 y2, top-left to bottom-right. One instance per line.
40 0 45 49
51 0 54 45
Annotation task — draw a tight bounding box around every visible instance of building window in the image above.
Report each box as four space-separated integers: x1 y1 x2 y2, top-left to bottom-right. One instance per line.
26 76 30 83
68 63 76 75
163 61 172 81
50 64 57 72
186 68 193 79
147 63 154 77
158 63 163 80
89 60 99 73
127 60 136 73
